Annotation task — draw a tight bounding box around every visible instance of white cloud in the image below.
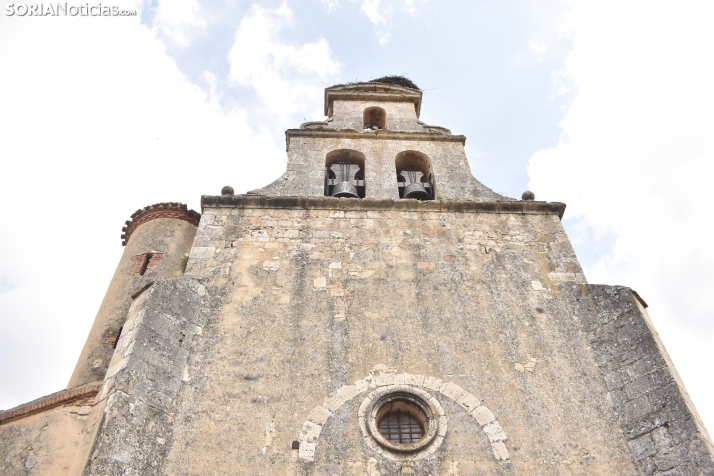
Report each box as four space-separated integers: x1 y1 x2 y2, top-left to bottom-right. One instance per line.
0 5 283 408
403 0 417 15
519 0 571 65
529 40 549 59
323 0 418 45
529 0 714 430
360 0 388 25
321 0 340 11
152 0 207 46
228 2 341 122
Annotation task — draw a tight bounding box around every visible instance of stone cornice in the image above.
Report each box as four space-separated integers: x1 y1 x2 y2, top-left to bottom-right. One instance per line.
0 381 102 425
286 129 466 151
324 82 422 116
201 195 566 220
122 202 201 246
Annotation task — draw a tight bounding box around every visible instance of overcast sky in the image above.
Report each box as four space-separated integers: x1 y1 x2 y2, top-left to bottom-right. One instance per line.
1 0 712 433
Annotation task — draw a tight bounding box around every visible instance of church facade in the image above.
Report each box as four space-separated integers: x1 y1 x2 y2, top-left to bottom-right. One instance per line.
1 79 713 475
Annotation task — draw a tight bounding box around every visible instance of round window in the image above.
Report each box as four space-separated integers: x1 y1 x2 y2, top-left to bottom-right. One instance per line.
377 400 426 444
361 388 444 456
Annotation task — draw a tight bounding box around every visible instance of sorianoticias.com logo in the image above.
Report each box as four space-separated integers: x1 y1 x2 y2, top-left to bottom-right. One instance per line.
5 3 137 16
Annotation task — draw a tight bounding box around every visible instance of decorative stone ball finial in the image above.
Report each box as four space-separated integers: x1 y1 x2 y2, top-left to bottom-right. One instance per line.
221 186 235 196
522 191 535 201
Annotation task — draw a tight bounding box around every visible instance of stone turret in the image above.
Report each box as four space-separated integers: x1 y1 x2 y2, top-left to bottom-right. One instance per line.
67 203 200 388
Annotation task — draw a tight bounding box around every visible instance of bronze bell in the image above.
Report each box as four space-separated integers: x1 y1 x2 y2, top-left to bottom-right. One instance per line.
400 169 432 200
330 162 361 198
403 182 432 200
332 181 360 198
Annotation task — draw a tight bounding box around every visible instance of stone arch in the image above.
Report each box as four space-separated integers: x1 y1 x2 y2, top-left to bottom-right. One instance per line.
395 150 432 178
324 149 366 198
325 149 366 178
363 106 386 130
394 151 434 200
296 370 509 463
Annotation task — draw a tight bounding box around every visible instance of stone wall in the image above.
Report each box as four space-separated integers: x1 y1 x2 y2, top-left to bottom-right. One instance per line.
157 196 637 475
0 399 95 475
329 100 423 132
69 195 714 475
251 134 506 201
571 285 714 475
81 278 205 475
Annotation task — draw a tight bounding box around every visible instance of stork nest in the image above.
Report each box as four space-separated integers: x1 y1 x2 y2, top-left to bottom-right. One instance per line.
368 75 420 90
330 75 420 91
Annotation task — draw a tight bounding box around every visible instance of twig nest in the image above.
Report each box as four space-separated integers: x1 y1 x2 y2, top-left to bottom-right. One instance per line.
221 186 235 196
522 191 535 201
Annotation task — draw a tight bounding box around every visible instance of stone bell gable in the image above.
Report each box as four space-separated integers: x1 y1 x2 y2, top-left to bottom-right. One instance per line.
250 80 506 202
1 78 713 476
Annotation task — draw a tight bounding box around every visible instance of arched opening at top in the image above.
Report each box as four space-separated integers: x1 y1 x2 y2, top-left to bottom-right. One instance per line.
395 151 435 200
325 149 366 198
363 107 386 130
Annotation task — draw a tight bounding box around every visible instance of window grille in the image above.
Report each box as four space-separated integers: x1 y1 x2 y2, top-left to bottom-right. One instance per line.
377 410 425 444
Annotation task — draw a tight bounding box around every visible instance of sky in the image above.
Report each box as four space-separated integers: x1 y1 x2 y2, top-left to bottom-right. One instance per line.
1 0 712 434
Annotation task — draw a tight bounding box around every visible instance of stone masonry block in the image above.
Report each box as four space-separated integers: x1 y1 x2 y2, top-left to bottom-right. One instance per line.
354 378 370 393
307 406 332 426
608 388 629 408
618 395 653 424
403 373 425 387
654 444 689 472
189 247 215 259
423 376 444 392
604 368 630 391
483 421 507 442
622 413 669 440
439 382 464 401
105 356 129 380
625 374 654 400
491 442 510 461
625 355 661 380
627 433 656 462
298 442 316 461
337 384 361 402
374 372 397 387
299 421 322 444
456 391 481 412
471 406 496 426
322 392 349 413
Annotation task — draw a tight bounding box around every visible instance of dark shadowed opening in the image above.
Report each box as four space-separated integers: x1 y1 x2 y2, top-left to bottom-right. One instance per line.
325 149 366 198
363 107 386 130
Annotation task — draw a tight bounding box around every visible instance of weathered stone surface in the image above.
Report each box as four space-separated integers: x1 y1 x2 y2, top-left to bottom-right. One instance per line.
157 199 638 475
0 403 95 476
81 278 205 476
571 284 714 475
471 406 496 426
68 217 198 388
250 85 507 202
4 81 712 476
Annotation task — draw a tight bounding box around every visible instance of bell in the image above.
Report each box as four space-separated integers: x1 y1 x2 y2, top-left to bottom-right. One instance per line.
332 181 360 198
399 169 432 200
403 182 432 200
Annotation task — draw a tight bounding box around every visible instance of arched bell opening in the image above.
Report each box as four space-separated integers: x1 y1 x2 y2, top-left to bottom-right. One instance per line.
363 107 386 130
395 151 435 200
325 149 366 199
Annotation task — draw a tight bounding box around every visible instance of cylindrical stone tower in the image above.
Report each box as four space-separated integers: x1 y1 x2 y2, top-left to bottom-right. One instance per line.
67 202 200 388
